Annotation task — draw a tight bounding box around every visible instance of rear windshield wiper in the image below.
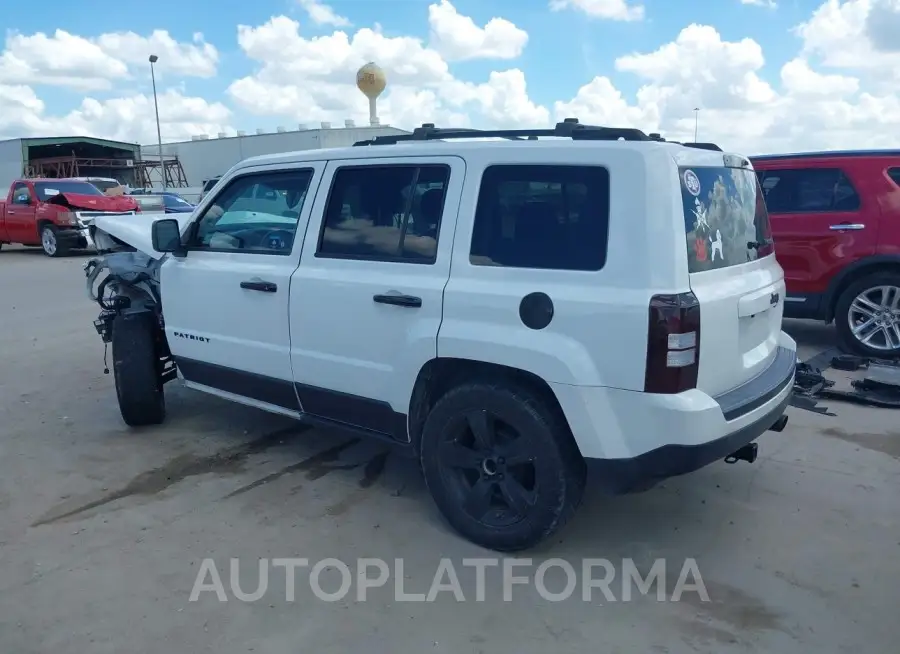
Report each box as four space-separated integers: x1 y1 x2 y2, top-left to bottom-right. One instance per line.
747 238 773 251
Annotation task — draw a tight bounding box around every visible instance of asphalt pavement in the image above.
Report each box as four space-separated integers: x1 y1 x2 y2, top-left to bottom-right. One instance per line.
1 245 898 654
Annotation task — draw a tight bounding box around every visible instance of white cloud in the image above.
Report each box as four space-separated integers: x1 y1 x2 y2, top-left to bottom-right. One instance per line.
740 0 777 7
549 0 645 22
227 14 542 129
95 30 218 78
0 85 231 143
0 30 129 91
428 0 529 61
297 0 351 27
795 0 900 83
0 28 217 92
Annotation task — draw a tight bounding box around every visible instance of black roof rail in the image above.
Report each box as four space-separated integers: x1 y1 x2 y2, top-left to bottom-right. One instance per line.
353 118 656 146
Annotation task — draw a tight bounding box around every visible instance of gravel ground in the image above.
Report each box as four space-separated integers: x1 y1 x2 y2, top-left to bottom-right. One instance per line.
1 245 898 654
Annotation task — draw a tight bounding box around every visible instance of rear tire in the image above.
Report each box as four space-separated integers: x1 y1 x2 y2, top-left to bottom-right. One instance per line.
40 224 68 257
834 272 900 358
420 381 585 552
112 313 166 426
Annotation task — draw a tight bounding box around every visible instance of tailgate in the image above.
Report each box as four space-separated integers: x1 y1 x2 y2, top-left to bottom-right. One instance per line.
679 162 784 398
689 261 785 397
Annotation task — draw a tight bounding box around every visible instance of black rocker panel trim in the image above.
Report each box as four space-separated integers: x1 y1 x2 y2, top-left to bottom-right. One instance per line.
174 358 409 441
293 382 409 441
176 358 300 410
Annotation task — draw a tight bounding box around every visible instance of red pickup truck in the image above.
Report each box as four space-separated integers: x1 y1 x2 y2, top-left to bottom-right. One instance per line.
753 150 900 358
0 178 140 257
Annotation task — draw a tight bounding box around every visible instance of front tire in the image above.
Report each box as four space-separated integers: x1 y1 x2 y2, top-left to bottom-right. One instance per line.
112 313 166 426
40 224 68 257
420 381 585 552
834 272 900 358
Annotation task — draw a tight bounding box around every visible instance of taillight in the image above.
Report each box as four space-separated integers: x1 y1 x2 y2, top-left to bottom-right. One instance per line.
644 292 701 394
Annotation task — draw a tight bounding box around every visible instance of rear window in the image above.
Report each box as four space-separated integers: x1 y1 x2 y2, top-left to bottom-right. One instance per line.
470 164 610 271
680 166 772 273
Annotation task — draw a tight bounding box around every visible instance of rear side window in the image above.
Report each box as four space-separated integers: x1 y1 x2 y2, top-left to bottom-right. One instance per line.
888 167 900 187
470 165 609 271
757 168 860 213
680 166 772 273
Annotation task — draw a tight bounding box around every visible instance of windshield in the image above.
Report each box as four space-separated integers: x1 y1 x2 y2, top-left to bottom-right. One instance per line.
33 181 104 199
680 165 773 273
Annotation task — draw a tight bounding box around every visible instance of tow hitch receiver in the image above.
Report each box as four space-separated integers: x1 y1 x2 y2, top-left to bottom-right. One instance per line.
725 442 758 465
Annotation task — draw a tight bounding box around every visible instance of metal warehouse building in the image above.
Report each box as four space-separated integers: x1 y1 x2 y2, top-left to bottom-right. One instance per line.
0 136 147 190
140 122 409 200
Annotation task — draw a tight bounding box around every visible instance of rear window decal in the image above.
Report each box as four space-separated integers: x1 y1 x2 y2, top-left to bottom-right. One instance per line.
709 229 724 262
683 169 701 196
691 197 710 231
680 165 772 273
693 236 708 262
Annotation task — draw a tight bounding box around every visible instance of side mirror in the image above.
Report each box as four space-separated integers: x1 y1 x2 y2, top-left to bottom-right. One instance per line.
151 218 186 257
14 194 31 205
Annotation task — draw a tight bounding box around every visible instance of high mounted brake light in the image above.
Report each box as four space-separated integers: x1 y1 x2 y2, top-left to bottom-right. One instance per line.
644 292 701 394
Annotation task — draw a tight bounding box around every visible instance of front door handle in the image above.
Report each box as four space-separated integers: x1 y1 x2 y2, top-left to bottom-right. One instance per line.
829 223 865 231
373 293 422 308
240 280 277 293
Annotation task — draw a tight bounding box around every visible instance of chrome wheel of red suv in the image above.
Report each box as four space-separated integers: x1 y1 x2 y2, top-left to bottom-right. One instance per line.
836 275 900 356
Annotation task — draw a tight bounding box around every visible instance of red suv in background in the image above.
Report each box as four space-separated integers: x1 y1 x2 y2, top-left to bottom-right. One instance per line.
752 151 900 358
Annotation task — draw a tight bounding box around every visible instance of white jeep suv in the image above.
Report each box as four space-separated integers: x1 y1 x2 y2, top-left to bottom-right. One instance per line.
84 120 796 552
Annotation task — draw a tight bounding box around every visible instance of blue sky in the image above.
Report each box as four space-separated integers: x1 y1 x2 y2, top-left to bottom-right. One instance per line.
13 0 818 122
3 0 897 152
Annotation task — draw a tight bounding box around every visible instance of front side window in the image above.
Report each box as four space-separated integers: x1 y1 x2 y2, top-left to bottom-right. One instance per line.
317 164 449 263
758 168 860 213
470 164 609 271
681 165 773 273
190 170 313 255
12 182 30 204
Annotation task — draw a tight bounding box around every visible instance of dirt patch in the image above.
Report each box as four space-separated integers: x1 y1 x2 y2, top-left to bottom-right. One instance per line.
820 426 900 460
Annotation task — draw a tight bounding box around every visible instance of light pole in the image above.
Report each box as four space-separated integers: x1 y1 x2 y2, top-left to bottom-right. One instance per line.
693 107 700 143
149 54 166 191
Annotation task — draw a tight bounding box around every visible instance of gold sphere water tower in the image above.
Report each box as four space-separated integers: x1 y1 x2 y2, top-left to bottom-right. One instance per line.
356 62 387 126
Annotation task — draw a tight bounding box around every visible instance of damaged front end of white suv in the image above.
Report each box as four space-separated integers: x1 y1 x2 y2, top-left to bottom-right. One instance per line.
82 216 181 384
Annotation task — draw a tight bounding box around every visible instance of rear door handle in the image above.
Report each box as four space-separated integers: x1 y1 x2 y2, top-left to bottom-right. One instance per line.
240 280 277 293
829 223 865 231
373 293 422 308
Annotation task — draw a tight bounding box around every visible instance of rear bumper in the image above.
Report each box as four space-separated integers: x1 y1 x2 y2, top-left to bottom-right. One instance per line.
583 389 791 493
550 332 797 493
